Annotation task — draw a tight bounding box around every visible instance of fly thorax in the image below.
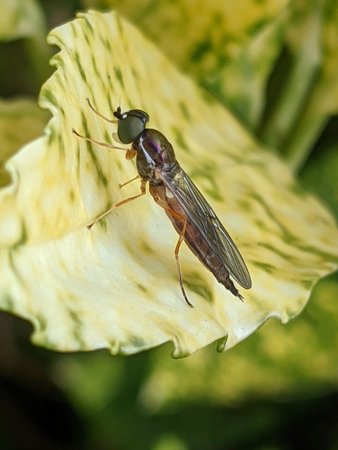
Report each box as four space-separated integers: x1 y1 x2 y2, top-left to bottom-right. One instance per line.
135 147 155 180
139 129 177 166
135 129 178 182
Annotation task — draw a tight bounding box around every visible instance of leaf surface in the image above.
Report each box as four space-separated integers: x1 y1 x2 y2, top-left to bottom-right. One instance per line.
0 11 336 357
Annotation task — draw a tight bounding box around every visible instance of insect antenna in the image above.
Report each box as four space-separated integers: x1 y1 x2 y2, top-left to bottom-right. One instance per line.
86 98 118 123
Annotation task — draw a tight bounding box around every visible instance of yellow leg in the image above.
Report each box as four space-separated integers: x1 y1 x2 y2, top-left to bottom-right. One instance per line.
174 216 194 307
115 179 147 207
119 174 140 189
72 128 126 151
150 186 193 307
87 179 147 229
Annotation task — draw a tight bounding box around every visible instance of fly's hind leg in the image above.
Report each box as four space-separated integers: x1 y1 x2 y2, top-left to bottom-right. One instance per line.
87 179 147 229
174 216 194 308
152 193 193 308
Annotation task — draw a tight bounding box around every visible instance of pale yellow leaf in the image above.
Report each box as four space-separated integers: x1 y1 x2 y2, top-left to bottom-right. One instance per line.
0 11 336 357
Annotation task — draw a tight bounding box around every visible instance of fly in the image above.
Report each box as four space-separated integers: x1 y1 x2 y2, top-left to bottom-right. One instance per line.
73 99 252 307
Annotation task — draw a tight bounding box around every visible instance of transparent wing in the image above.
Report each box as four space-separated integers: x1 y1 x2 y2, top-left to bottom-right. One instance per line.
160 169 252 289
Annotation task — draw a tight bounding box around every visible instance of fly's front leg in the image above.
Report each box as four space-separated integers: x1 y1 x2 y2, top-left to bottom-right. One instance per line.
88 179 147 229
72 128 126 151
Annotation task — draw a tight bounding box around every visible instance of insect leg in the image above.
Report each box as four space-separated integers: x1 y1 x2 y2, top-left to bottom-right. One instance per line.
72 128 126 151
115 179 147 207
86 98 117 123
119 174 140 189
87 179 147 229
150 188 194 307
125 149 137 160
174 216 194 308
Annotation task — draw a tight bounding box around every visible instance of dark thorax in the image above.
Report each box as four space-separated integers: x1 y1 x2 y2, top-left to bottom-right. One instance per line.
133 129 180 185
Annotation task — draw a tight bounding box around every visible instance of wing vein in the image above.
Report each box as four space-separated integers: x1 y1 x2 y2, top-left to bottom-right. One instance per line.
160 169 251 289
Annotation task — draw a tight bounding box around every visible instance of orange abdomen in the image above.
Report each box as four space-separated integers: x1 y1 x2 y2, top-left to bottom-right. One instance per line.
149 183 239 296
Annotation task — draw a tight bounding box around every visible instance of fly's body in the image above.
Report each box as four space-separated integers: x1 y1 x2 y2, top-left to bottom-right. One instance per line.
133 128 250 300
73 100 252 307
149 182 241 298
134 129 179 184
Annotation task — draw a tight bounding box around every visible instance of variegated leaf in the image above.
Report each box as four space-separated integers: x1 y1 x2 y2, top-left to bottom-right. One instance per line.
0 11 336 357
0 98 49 186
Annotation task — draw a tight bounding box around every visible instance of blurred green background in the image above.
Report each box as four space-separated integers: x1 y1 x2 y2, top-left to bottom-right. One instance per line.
0 1 337 449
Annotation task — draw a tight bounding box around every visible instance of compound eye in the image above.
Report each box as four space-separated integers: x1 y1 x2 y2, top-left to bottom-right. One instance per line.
118 116 145 144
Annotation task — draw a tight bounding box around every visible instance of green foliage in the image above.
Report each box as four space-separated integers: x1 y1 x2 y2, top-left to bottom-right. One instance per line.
0 11 336 359
0 1 337 449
